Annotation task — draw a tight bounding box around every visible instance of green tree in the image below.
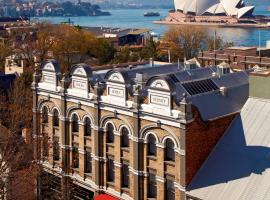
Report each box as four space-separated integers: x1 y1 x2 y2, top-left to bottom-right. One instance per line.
52 24 97 72
94 39 116 65
140 38 158 60
0 44 11 73
161 26 206 61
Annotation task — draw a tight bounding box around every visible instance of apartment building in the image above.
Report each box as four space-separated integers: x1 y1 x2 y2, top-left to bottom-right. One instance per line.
32 60 248 200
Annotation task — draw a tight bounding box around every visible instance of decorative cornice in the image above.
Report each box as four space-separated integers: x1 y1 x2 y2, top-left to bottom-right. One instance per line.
61 145 73 150
156 142 165 148
93 125 103 132
78 148 85 154
128 167 148 177
174 182 186 191
156 175 165 183
114 131 121 136
92 154 107 162
113 161 122 168
175 148 185 156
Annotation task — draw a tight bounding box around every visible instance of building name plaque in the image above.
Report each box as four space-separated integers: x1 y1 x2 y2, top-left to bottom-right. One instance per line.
108 87 124 98
43 75 55 84
150 94 169 107
73 80 87 90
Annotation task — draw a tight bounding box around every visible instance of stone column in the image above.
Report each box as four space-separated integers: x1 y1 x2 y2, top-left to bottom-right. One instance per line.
48 114 54 165
59 76 70 200
132 73 146 200
132 95 143 200
78 123 85 177
92 83 103 194
115 130 121 191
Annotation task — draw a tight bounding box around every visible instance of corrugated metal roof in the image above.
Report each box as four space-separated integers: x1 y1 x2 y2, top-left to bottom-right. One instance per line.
187 97 270 200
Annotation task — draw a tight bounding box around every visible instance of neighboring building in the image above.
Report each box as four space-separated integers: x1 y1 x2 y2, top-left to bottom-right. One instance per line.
32 60 248 200
198 47 270 70
5 53 30 75
83 26 151 48
186 69 270 200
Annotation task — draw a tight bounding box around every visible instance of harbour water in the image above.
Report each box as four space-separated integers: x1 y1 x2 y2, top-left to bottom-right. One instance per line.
38 6 270 47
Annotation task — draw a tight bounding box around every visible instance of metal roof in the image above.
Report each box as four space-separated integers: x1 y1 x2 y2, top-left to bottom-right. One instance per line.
187 97 270 200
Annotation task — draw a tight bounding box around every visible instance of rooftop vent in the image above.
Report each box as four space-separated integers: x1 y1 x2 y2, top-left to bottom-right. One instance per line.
182 79 219 96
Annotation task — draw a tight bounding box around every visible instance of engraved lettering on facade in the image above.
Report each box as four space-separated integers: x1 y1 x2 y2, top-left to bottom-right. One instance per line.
44 75 55 84
150 94 169 106
73 80 87 90
108 87 124 98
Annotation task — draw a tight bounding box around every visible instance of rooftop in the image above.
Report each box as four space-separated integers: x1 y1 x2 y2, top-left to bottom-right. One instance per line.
187 97 270 200
226 46 257 51
82 26 151 37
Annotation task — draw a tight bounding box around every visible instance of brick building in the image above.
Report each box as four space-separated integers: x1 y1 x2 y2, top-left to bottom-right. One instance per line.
32 60 248 200
198 47 270 70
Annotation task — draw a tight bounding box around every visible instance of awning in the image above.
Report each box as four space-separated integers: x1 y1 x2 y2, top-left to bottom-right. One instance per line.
94 194 119 200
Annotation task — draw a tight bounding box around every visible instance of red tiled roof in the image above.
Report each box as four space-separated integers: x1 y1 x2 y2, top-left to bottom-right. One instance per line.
94 194 119 200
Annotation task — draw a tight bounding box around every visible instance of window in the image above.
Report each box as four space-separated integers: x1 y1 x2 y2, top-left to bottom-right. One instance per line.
85 150 92 173
53 137 60 161
165 139 175 161
166 178 175 200
72 114 79 132
84 117 91 136
122 163 129 188
53 109 59 127
42 106 48 123
148 134 156 156
43 135 49 157
121 127 129 148
72 144 79 168
107 123 114 143
107 158 114 182
148 172 157 198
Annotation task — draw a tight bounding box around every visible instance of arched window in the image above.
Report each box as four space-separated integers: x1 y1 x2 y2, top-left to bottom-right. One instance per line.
148 171 157 198
53 137 60 161
166 176 175 200
165 139 175 161
106 123 114 143
121 127 129 148
84 117 91 136
148 134 156 156
42 106 48 123
53 109 59 127
72 114 79 132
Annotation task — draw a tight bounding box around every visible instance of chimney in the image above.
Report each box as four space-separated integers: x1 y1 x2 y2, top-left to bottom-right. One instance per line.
149 58 154 67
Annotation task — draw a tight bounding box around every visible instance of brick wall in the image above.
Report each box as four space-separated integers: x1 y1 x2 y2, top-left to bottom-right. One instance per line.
185 107 236 186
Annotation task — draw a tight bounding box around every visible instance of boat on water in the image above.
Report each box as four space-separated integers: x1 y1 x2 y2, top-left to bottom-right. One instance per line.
144 12 160 17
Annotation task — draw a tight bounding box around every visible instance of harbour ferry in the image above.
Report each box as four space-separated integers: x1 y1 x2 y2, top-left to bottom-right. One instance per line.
144 12 160 17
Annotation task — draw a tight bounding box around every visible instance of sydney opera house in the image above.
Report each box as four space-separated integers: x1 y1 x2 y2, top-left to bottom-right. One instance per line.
174 0 254 19
156 0 270 27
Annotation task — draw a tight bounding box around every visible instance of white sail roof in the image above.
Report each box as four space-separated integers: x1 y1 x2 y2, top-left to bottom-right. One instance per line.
174 0 254 19
237 6 255 18
174 0 186 11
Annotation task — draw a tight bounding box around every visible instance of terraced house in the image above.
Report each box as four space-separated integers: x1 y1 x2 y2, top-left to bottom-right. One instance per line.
32 60 248 200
